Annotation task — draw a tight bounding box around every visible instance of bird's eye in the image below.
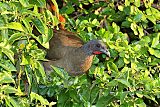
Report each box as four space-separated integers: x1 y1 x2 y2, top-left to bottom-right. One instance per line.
96 44 101 48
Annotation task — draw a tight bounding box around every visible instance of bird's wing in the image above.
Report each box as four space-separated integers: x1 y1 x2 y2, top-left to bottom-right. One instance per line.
46 29 84 60
53 29 84 47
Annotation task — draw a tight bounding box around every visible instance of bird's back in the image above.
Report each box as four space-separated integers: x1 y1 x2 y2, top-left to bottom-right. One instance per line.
46 29 84 60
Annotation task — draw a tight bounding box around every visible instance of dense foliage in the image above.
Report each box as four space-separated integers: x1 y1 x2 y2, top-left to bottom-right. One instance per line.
0 0 160 106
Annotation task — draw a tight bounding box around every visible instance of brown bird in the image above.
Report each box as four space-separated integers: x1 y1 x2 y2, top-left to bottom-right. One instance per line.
43 30 110 76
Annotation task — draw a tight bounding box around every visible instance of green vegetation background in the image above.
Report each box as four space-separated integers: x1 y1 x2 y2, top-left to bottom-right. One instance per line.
0 0 160 106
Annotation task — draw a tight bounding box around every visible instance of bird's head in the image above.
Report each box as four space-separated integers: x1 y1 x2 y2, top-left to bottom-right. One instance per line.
84 40 110 57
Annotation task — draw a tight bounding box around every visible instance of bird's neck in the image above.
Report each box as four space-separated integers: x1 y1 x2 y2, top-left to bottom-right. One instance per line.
75 45 94 72
79 44 93 56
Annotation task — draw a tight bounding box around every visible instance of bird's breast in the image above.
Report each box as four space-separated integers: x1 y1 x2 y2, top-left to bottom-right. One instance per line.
80 55 94 72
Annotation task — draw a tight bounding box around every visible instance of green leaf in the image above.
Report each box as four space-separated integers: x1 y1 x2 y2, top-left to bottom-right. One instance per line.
149 57 160 66
5 96 13 107
151 7 160 19
121 21 131 28
46 10 59 26
119 91 128 104
151 33 159 48
22 18 32 33
134 0 140 7
47 28 53 42
154 24 160 32
21 54 29 65
136 92 143 98
87 27 92 32
29 0 46 7
36 0 46 7
117 57 125 68
40 35 49 48
0 43 14 64
115 79 131 88
90 86 99 104
32 18 46 34
102 7 115 15
89 0 94 3
1 85 17 94
5 22 26 32
19 0 29 7
147 15 156 24
64 5 75 14
93 56 99 64
109 49 118 57
30 92 49 105
2 48 14 64
118 5 124 11
107 81 118 87
96 95 115 107
0 61 16 71
139 36 151 47
58 90 70 106
112 22 120 33
51 66 65 79
0 71 15 84
138 26 144 38
135 98 146 107
107 62 118 72
148 48 160 58
144 94 158 104
155 44 160 49
146 8 152 15
131 22 138 35
5 96 20 107
32 34 49 49
125 0 130 6
47 87 55 97
8 33 25 44
92 19 99 25
69 89 80 103
24 66 32 87
134 13 142 22
36 61 46 83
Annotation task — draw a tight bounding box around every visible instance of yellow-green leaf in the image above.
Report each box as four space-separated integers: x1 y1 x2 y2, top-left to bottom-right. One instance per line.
6 22 26 32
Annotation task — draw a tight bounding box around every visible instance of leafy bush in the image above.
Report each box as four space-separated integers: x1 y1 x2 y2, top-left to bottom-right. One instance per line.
0 0 160 107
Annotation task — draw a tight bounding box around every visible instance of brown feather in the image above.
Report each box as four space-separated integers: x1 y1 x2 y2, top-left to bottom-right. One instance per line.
42 30 110 76
46 29 83 60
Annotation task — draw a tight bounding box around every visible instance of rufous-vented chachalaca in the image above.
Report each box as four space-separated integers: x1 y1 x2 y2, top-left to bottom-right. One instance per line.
43 30 110 76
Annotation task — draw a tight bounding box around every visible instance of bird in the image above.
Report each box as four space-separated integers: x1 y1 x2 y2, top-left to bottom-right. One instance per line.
42 29 110 76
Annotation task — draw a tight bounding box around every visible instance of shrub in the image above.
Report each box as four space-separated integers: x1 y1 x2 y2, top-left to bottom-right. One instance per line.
0 0 159 106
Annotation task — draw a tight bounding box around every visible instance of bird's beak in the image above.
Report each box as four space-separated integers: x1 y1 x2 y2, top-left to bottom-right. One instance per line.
100 49 110 57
